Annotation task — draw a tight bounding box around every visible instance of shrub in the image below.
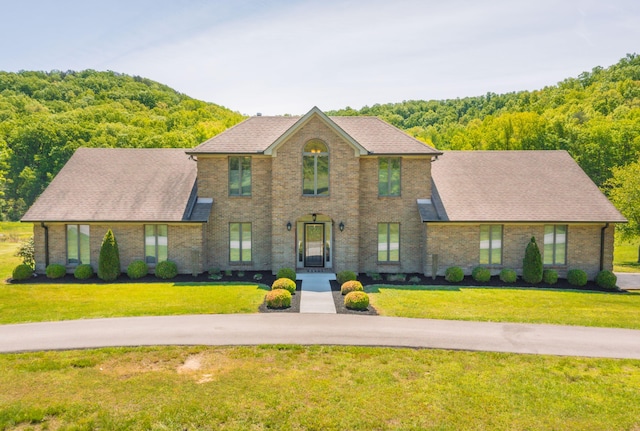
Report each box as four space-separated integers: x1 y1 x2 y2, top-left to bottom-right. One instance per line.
276 267 296 282
522 237 543 284
209 268 222 280
98 229 120 282
74 264 94 280
542 269 558 285
344 291 369 310
596 270 617 291
499 268 517 283
237 271 245 277
15 237 35 269
409 275 421 284
336 270 357 285
253 273 263 281
127 260 149 280
272 277 296 294
367 272 382 281
341 280 364 295
12 264 33 281
472 266 491 283
224 270 233 277
265 289 291 309
567 269 588 287
46 263 66 279
386 273 407 282
445 266 464 283
155 260 178 280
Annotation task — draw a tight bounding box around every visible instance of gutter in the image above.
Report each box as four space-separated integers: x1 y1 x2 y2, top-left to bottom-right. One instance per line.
40 222 49 268
600 223 609 271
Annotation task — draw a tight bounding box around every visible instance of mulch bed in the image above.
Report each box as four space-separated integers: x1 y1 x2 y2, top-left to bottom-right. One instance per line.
329 280 378 315
259 281 302 313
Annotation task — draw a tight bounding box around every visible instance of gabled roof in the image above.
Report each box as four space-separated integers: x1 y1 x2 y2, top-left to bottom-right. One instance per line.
22 148 202 222
426 150 626 223
188 107 440 156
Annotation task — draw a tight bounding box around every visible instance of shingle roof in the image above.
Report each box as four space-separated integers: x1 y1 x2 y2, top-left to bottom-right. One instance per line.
429 150 626 223
22 148 199 222
189 109 439 155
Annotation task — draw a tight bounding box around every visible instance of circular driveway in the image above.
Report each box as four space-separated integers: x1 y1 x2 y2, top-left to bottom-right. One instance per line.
1 314 640 359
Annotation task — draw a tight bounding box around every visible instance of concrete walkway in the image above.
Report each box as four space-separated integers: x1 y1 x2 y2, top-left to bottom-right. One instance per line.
298 273 336 313
615 272 640 290
1 314 640 359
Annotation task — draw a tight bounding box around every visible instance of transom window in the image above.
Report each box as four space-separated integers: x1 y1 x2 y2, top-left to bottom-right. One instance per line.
145 225 168 264
378 157 401 196
378 223 400 262
479 225 502 265
230 222 252 263
67 224 90 265
229 156 251 196
544 225 567 265
303 140 329 196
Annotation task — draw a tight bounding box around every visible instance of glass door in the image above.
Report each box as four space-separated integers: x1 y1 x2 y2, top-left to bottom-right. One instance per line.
304 223 325 267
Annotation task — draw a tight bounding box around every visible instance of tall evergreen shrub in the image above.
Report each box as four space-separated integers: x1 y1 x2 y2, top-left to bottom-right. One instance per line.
522 237 543 284
98 229 120 281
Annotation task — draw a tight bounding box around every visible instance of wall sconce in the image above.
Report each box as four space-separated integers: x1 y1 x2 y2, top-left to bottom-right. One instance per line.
286 221 292 231
339 221 345 232
312 213 317 222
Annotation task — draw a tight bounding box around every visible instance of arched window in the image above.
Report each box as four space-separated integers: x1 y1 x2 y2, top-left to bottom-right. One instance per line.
303 140 329 196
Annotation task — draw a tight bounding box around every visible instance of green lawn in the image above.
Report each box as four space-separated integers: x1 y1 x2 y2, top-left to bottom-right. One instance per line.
614 237 640 272
368 285 640 329
0 345 639 430
0 222 32 283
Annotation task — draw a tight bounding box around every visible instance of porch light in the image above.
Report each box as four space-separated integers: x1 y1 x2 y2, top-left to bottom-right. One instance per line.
312 213 317 222
286 221 292 231
339 221 345 232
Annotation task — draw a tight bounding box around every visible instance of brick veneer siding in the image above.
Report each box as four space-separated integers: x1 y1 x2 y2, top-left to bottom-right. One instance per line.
425 223 614 279
358 156 432 273
33 222 204 275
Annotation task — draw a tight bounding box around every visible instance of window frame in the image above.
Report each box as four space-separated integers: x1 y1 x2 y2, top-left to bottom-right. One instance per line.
378 157 401 197
302 140 329 197
66 224 90 265
479 224 503 265
543 225 567 266
145 224 168 265
229 222 252 264
228 156 252 196
377 222 400 263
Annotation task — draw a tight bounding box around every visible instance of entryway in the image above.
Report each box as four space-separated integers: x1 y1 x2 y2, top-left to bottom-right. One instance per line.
296 214 333 270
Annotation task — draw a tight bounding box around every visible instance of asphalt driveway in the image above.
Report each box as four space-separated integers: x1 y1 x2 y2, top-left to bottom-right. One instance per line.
1 314 639 359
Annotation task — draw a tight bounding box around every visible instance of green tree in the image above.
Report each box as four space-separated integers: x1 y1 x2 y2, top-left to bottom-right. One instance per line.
606 160 640 241
98 229 120 281
522 237 543 284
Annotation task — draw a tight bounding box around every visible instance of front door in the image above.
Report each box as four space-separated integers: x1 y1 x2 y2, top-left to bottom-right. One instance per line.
304 223 325 267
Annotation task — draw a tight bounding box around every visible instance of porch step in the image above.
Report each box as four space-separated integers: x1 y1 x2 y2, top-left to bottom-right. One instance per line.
298 273 336 314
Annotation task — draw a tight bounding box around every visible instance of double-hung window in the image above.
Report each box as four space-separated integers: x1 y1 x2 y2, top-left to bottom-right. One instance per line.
378 157 401 196
479 225 502 265
145 225 168 264
303 140 329 196
378 223 400 262
230 222 252 263
544 225 567 265
67 224 90 265
229 156 251 196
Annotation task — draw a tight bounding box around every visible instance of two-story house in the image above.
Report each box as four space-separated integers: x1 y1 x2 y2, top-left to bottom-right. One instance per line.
22 107 626 279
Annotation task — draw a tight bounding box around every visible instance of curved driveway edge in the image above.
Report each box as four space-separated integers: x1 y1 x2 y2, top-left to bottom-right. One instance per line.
1 314 640 359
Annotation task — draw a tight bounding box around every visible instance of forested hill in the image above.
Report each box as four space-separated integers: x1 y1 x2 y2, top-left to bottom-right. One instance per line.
0 70 245 220
329 53 640 190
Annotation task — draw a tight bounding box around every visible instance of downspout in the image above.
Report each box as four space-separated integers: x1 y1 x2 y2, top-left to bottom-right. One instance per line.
40 222 50 268
599 223 609 272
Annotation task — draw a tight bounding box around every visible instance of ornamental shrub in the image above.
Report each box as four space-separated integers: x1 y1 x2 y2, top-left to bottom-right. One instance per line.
596 270 617 291
341 280 364 295
46 263 66 279
127 260 149 280
98 229 120 282
344 291 369 310
472 266 491 283
265 289 292 309
499 268 517 283
74 264 94 280
567 269 588 287
276 267 296 282
15 237 35 269
542 269 558 285
336 270 357 285
272 278 296 294
522 237 543 284
444 266 464 283
12 264 33 281
155 260 178 279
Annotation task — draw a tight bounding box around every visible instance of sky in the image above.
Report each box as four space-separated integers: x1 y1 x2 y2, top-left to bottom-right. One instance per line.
1 0 639 116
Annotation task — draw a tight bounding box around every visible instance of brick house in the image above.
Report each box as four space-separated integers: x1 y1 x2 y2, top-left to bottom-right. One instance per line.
22 107 626 279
